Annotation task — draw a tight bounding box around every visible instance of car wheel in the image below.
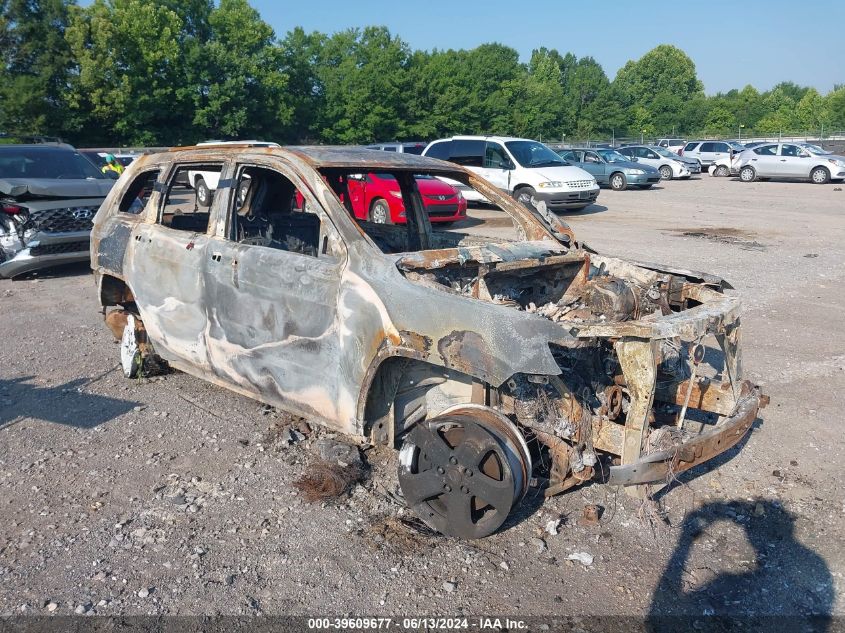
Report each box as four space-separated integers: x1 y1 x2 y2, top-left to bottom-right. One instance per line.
810 166 830 184
369 198 392 224
739 166 756 182
609 172 627 191
195 177 212 207
659 165 673 180
715 165 730 177
513 186 537 209
120 315 143 378
398 409 530 539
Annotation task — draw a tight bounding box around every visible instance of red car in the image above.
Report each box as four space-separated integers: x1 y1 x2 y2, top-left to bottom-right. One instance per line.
297 172 466 225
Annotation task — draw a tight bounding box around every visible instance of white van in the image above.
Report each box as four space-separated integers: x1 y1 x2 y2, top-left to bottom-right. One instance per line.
188 140 281 206
422 136 599 211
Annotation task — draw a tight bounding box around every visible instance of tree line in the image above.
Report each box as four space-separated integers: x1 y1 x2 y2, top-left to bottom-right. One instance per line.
2 0 844 147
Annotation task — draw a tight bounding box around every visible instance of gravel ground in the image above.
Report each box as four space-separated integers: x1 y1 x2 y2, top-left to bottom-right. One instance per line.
1 175 843 622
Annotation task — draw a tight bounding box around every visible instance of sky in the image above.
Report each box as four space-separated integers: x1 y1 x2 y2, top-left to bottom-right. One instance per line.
254 0 845 95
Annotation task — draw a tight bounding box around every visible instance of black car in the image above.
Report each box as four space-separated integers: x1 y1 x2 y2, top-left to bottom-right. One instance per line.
0 144 114 278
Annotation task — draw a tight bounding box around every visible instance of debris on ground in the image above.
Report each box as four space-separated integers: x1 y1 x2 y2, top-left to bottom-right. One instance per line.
672 227 766 251
545 517 562 535
293 459 365 502
314 437 364 469
567 551 594 566
578 504 603 527
362 516 437 554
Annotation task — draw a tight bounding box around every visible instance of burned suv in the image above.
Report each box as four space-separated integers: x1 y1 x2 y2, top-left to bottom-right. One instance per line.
90 145 766 539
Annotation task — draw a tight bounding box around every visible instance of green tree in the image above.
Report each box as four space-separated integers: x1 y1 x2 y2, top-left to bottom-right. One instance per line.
755 87 798 134
569 56 612 137
277 26 325 142
505 48 565 139
315 27 411 143
825 87 845 128
614 45 704 134
702 105 737 136
0 0 74 136
65 0 195 145
192 0 291 140
795 88 828 131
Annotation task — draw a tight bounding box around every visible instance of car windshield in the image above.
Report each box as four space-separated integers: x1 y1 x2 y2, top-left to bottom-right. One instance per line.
504 141 567 168
597 149 629 163
728 142 745 151
799 143 830 155
653 147 678 158
0 147 106 180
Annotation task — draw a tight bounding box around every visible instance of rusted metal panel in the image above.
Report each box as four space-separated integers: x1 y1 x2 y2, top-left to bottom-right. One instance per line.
615 338 659 466
608 385 765 486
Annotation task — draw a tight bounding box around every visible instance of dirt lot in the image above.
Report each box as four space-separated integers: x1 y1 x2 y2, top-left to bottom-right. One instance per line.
1 175 844 624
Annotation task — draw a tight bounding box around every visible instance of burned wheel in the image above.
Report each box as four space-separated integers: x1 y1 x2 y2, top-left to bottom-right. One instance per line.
398 412 530 539
120 314 143 378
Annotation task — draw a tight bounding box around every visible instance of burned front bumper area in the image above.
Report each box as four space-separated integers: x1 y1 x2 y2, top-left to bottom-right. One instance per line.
493 254 767 496
608 382 764 486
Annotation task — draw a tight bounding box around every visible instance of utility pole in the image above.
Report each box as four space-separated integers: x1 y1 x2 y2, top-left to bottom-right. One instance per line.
738 123 745 143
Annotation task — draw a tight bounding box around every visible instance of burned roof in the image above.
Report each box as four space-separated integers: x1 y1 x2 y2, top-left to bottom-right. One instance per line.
164 144 457 173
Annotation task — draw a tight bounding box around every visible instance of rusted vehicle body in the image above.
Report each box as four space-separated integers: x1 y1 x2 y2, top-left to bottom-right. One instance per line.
90 145 766 539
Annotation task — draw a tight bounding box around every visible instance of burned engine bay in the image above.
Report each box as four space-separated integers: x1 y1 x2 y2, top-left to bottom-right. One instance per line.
398 246 767 498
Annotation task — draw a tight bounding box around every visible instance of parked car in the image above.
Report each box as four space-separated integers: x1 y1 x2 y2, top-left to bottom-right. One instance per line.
90 145 766 539
656 138 687 153
679 140 745 168
735 142 845 184
741 141 769 150
295 172 466 225
0 143 114 278
423 136 599 211
188 140 281 206
617 145 697 180
365 142 427 155
708 154 740 177
557 148 661 190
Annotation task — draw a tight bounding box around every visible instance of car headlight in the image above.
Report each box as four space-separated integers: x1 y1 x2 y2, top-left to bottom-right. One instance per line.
537 181 563 188
628 169 644 175
389 191 402 199
828 159 845 167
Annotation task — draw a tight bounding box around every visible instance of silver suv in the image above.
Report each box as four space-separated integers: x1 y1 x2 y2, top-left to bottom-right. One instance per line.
680 140 745 167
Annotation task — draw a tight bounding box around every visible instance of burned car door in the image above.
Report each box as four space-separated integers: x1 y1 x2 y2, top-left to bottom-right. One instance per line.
201 160 347 424
128 161 228 369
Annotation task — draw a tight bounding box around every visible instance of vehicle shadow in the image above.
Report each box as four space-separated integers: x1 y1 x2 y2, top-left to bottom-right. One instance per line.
560 203 607 216
0 374 137 430
647 499 833 632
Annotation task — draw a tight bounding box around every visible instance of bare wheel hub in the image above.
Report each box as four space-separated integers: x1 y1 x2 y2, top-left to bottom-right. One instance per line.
399 413 529 539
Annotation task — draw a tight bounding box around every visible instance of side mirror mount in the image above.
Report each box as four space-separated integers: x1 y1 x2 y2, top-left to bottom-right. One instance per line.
630 156 638 162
